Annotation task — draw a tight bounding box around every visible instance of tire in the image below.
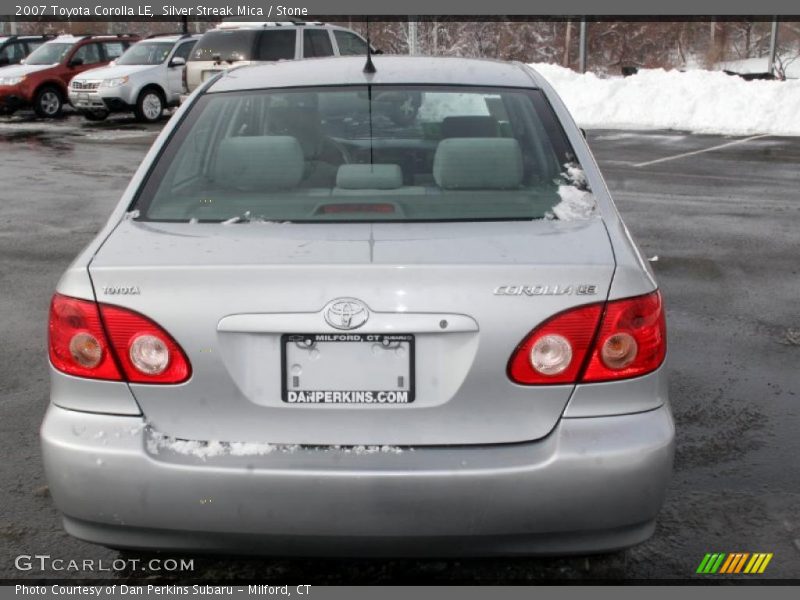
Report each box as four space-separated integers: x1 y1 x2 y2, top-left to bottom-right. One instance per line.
134 88 164 123
82 110 109 122
33 86 64 118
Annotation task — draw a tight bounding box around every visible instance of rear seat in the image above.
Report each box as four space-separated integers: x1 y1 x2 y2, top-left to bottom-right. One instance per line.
210 135 525 200
332 164 426 196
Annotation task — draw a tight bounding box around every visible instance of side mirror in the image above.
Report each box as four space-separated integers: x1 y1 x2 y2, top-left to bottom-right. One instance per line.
109 60 116 67
169 56 186 68
372 47 383 55
19 58 26 65
69 57 84 67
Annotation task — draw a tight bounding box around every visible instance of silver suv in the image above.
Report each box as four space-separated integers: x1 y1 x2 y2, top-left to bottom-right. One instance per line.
185 20 370 93
69 33 200 122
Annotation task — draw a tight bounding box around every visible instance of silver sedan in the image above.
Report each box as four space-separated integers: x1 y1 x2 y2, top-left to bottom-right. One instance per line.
42 55 674 556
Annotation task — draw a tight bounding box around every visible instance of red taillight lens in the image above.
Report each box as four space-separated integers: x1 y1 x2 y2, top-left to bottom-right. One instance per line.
99 304 191 384
508 290 666 385
49 295 122 380
48 293 191 384
583 291 666 382
508 303 604 384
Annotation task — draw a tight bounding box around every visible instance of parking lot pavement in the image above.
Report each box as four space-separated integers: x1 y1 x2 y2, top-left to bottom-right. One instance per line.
0 117 798 582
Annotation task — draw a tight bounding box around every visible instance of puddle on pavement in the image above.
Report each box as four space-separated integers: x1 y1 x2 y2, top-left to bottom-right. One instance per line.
0 129 74 151
0 112 163 149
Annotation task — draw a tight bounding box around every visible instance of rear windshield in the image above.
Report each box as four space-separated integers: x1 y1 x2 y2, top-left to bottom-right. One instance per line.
117 41 172 65
25 42 72 65
134 85 593 223
190 30 257 62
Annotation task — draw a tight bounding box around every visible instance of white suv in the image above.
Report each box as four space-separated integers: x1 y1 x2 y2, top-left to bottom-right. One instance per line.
185 20 371 93
69 33 200 123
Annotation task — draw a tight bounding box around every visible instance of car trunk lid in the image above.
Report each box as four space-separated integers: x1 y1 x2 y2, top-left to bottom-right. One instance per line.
89 217 614 446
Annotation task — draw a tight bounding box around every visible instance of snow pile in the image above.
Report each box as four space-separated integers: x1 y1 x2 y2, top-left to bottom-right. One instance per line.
546 164 596 221
331 445 405 455
531 62 800 136
147 432 288 458
146 429 403 459
549 185 596 221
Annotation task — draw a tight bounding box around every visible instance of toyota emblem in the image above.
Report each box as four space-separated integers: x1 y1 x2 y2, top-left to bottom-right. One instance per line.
323 298 370 330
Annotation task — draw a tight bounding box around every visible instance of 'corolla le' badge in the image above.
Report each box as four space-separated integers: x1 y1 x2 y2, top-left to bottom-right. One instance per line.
324 298 369 330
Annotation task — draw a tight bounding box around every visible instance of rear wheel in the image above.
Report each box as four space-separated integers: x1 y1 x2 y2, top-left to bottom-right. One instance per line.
34 86 64 118
134 88 164 123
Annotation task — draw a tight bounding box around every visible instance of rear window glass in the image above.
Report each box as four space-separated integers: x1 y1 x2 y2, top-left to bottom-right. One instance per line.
303 29 333 58
102 42 126 60
255 30 296 61
135 86 592 223
334 31 367 56
190 30 257 62
0 41 26 63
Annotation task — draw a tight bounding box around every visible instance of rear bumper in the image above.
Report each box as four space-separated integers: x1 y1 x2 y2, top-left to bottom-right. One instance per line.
41 403 674 556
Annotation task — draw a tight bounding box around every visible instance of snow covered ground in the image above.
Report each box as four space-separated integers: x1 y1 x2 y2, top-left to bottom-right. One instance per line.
532 62 800 136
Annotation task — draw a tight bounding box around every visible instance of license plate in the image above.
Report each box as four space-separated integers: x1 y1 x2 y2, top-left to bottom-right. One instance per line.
77 93 89 101
281 333 415 404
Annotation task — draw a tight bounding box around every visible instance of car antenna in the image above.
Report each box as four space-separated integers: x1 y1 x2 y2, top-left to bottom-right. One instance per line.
363 18 376 166
363 18 376 74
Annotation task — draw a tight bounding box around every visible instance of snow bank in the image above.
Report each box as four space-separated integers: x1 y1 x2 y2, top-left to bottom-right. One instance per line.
531 62 800 136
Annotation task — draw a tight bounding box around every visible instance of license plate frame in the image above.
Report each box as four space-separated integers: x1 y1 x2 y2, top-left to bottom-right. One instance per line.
280 333 415 404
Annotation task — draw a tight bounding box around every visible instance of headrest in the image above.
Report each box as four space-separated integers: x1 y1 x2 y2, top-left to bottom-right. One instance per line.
441 116 498 138
433 138 523 190
212 136 304 191
267 106 323 158
336 164 403 190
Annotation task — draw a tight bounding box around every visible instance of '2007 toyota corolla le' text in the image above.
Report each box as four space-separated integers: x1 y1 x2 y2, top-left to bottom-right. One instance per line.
41 55 674 556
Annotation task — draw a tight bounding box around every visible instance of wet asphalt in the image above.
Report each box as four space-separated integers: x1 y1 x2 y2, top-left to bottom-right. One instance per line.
0 114 798 583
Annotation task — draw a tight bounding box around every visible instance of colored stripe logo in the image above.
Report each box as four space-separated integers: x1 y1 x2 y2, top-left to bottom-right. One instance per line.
696 553 773 574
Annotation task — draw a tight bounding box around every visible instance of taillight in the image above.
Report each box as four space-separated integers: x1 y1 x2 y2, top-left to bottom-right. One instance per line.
582 291 666 382
49 295 122 381
508 290 666 385
508 303 604 384
49 294 191 384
